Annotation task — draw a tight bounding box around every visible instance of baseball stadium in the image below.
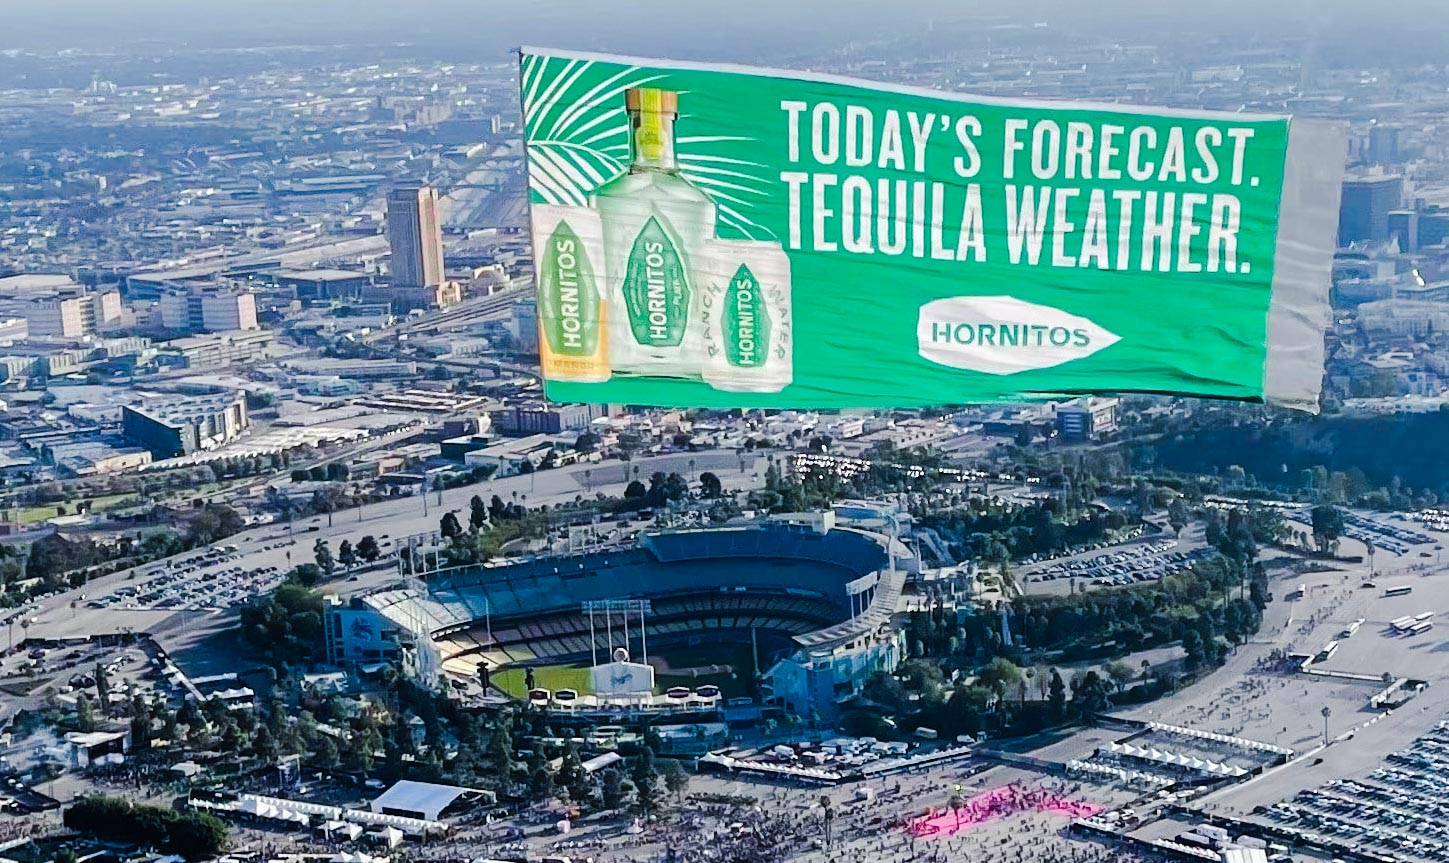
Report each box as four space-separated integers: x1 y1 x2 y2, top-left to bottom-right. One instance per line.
325 515 908 719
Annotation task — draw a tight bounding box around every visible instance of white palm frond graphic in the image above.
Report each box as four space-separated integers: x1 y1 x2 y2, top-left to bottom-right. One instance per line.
520 54 775 237
521 55 655 206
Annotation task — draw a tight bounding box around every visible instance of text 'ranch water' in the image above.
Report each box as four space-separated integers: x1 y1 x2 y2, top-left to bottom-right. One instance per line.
593 88 717 378
699 240 793 392
533 204 609 382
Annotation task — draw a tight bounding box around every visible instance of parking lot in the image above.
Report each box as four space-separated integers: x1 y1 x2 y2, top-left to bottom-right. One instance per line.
1259 719 1449 863
1288 509 1440 557
1023 530 1214 595
86 544 288 613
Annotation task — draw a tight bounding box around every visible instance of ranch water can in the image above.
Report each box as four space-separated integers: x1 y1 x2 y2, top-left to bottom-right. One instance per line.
532 204 609 383
699 239 793 393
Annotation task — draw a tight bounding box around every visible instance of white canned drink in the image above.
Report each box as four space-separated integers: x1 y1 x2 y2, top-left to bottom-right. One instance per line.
531 204 610 383
699 239 793 393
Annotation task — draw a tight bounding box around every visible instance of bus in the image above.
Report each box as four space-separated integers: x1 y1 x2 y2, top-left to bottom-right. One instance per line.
1315 640 1340 662
1385 585 1414 597
1410 621 1435 635
1415 612 1435 622
1391 616 1416 632
1340 619 1364 638
1288 584 1308 600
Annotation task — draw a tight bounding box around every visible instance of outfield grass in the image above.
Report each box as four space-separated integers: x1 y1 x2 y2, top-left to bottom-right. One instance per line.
492 664 594 698
491 641 765 700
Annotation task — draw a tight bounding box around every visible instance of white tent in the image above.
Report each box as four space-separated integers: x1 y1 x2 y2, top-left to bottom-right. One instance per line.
322 821 364 841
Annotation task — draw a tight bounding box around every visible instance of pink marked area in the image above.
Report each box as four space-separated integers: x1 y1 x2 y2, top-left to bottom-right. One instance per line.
909 785 1101 839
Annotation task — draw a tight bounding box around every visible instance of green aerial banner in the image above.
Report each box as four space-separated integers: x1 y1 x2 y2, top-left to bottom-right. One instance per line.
519 48 1345 412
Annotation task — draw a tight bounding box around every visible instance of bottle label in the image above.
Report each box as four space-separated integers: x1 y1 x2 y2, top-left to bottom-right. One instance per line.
539 220 599 356
723 264 771 368
622 215 689 347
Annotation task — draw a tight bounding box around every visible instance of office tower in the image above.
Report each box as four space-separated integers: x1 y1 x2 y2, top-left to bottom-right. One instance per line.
1368 125 1401 166
1056 397 1119 442
1388 210 1419 253
26 286 122 338
157 284 259 333
387 184 445 291
1338 175 1403 245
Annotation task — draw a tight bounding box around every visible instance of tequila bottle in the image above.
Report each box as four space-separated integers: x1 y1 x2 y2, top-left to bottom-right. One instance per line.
593 88 717 378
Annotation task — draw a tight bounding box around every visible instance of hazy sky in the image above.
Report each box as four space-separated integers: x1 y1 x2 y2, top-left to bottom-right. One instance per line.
3 0 1443 60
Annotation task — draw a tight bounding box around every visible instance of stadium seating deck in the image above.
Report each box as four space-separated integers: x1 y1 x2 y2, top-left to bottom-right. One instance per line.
394 524 897 679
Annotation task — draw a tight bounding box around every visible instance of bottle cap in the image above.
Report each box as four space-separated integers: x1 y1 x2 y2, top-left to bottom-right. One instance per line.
626 88 679 114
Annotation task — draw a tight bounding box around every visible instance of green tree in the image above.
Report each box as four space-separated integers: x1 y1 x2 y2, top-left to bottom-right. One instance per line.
1048 668 1068 720
976 657 1024 703
313 735 340 769
95 662 110 714
357 535 381 562
1181 629 1206 672
469 495 488 531
64 796 228 861
526 747 555 801
337 540 357 569
1167 498 1189 538
1104 660 1136 693
75 693 97 732
313 539 334 576
1071 670 1112 720
698 471 723 498
659 758 689 802
630 746 661 815
556 740 591 804
600 767 629 810
440 512 462 539
1310 504 1344 554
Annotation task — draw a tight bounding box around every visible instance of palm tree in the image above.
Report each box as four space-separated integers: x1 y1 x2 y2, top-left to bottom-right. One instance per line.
820 795 835 849
1321 705 1332 745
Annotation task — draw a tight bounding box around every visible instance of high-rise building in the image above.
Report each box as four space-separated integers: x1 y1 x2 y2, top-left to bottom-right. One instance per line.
387 184 445 291
158 283 259 333
25 287 122 338
1388 210 1419 253
512 299 539 353
1368 125 1401 166
1055 397 1119 442
1338 175 1403 246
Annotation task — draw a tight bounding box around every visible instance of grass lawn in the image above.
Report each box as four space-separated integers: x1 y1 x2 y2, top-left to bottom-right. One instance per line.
12 493 136 526
492 664 595 698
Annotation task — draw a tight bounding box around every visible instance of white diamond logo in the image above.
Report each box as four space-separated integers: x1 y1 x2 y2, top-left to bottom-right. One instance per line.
917 295 1120 376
